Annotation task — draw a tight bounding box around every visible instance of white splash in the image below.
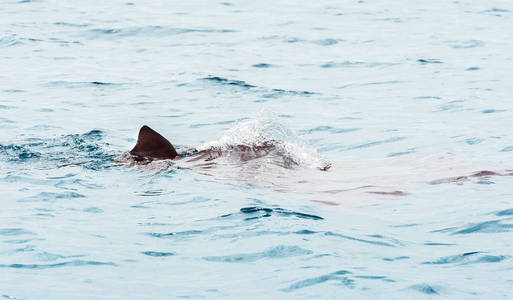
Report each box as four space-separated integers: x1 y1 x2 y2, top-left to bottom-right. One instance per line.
198 119 331 170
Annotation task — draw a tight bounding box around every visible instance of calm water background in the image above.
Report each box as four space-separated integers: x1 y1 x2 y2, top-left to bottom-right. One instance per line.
1 0 513 298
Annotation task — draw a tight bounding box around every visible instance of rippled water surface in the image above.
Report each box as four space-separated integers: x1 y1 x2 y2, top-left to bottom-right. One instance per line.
2 0 513 299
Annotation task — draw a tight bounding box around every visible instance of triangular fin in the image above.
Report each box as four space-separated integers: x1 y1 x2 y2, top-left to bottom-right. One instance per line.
130 125 178 160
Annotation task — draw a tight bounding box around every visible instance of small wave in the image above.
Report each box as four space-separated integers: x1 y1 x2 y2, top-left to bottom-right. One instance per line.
203 245 312 263
282 270 353 292
383 256 409 261
83 207 103 213
220 206 323 221
45 81 124 88
495 208 513 216
361 80 403 86
189 117 248 129
201 76 255 89
294 229 317 235
0 260 116 269
281 37 343 46
3 239 39 244
482 109 506 114
346 136 406 151
0 228 35 236
387 148 416 157
134 189 172 197
36 252 85 261
284 37 303 43
54 22 89 27
311 38 340 46
146 230 203 239
83 26 236 39
141 251 175 257
90 81 113 85
252 63 276 68
409 283 440 295
19 191 85 203
422 251 481 264
452 220 513 234
267 88 315 96
481 8 510 16
486 8 510 12
299 126 360 135
465 137 484 145
2 89 24 93
321 61 398 68
418 58 443 64
324 232 396 247
423 242 455 246
434 100 466 112
200 76 316 97
0 35 23 48
445 39 485 49
414 96 441 100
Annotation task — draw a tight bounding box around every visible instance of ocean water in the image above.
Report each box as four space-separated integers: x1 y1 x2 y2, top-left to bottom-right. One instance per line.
1 0 513 298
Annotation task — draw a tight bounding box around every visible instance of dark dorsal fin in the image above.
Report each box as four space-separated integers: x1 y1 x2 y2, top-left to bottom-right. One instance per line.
130 125 178 160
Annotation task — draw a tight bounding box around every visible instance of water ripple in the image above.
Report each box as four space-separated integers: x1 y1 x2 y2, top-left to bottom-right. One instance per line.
203 245 312 263
0 228 35 236
283 270 353 292
54 22 89 27
220 206 323 221
495 208 513 216
0 260 116 269
0 129 116 170
324 231 396 247
252 63 276 68
445 39 485 49
146 230 203 239
418 58 443 64
0 144 40 161
452 220 513 234
409 283 440 295
321 61 398 68
141 251 175 257
83 26 236 39
0 35 23 47
346 136 406 150
202 76 255 89
422 251 482 264
45 81 125 88
299 126 360 135
83 207 103 213
19 191 86 203
312 38 340 46
200 76 316 97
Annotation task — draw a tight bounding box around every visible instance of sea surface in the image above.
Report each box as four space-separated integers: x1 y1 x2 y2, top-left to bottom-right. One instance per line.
1 0 513 299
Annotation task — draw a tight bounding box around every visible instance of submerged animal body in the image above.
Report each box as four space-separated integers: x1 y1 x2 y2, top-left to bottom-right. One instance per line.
118 125 512 206
122 125 321 170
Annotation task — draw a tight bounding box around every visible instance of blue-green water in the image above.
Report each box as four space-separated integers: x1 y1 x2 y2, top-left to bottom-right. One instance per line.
1 0 513 298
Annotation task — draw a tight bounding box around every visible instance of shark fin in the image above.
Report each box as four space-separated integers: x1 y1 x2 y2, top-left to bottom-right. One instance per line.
130 125 178 160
